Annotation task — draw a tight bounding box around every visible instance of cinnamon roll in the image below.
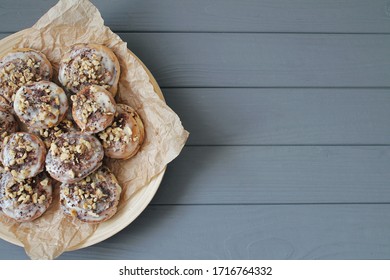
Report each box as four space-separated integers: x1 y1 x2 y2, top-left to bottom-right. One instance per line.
71 85 116 134
0 48 53 103
0 108 19 146
32 119 77 149
45 132 104 183
13 81 68 129
60 166 121 223
58 43 120 96
0 172 52 222
1 132 46 181
98 104 145 159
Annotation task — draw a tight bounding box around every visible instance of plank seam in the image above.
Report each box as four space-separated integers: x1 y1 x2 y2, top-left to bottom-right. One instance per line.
185 144 390 147
115 31 390 35
3 31 390 35
150 202 390 206
161 86 390 90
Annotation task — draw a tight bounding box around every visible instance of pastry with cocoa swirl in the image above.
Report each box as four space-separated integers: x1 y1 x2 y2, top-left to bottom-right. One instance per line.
1 132 46 181
98 104 145 159
71 85 116 134
0 172 52 222
58 43 120 96
14 81 68 129
45 132 104 183
31 118 77 149
0 48 53 104
60 166 121 223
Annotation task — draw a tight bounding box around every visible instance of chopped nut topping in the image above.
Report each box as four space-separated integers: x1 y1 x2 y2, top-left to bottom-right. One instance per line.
80 138 92 150
38 194 46 204
50 135 93 168
67 54 105 88
60 151 71 161
62 172 111 218
96 188 104 199
5 177 49 205
5 134 35 171
40 178 49 187
50 142 59 155
3 136 9 145
32 193 38 204
21 170 29 178
38 119 75 149
98 116 133 149
0 57 43 100
73 92 103 124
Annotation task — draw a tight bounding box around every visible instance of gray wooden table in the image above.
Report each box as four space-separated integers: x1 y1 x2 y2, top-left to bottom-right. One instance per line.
1 0 390 259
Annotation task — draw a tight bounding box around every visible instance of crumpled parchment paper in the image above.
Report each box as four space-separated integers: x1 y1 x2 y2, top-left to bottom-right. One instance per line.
0 0 189 259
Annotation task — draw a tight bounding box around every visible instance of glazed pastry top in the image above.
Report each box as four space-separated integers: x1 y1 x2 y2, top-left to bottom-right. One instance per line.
0 49 52 103
0 172 52 222
45 132 104 182
58 44 119 95
14 81 68 129
71 85 116 134
1 132 46 180
60 166 121 223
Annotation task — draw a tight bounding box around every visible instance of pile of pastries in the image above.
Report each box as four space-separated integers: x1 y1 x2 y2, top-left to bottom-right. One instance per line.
0 44 145 223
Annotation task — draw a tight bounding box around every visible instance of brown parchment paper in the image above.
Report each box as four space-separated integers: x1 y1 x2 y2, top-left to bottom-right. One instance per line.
0 0 189 259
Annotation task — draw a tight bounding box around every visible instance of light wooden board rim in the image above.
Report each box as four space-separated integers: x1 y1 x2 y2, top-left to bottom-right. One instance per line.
0 30 166 251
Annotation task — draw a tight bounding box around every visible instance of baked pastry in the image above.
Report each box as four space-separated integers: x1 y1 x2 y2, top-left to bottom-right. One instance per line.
1 132 46 181
13 81 68 129
58 43 120 96
60 166 121 223
0 172 52 222
71 85 116 134
0 108 19 146
98 104 145 159
45 132 104 183
0 48 53 103
32 119 77 149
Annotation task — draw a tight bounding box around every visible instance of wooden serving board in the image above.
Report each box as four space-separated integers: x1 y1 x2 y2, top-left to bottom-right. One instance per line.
0 30 166 251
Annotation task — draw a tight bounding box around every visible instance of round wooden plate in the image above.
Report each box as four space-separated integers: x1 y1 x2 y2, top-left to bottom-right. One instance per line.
0 30 166 251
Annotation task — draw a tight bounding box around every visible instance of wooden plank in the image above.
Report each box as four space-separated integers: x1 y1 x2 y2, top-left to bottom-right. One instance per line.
152 146 390 204
1 33 388 87
51 204 390 259
119 33 390 87
165 88 390 145
0 241 28 259
2 204 390 259
0 0 390 33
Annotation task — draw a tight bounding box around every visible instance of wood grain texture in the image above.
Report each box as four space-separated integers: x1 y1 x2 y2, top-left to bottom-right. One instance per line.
53 205 390 259
2 204 390 259
0 0 390 33
165 88 390 145
0 33 389 88
119 33 390 87
152 146 390 204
